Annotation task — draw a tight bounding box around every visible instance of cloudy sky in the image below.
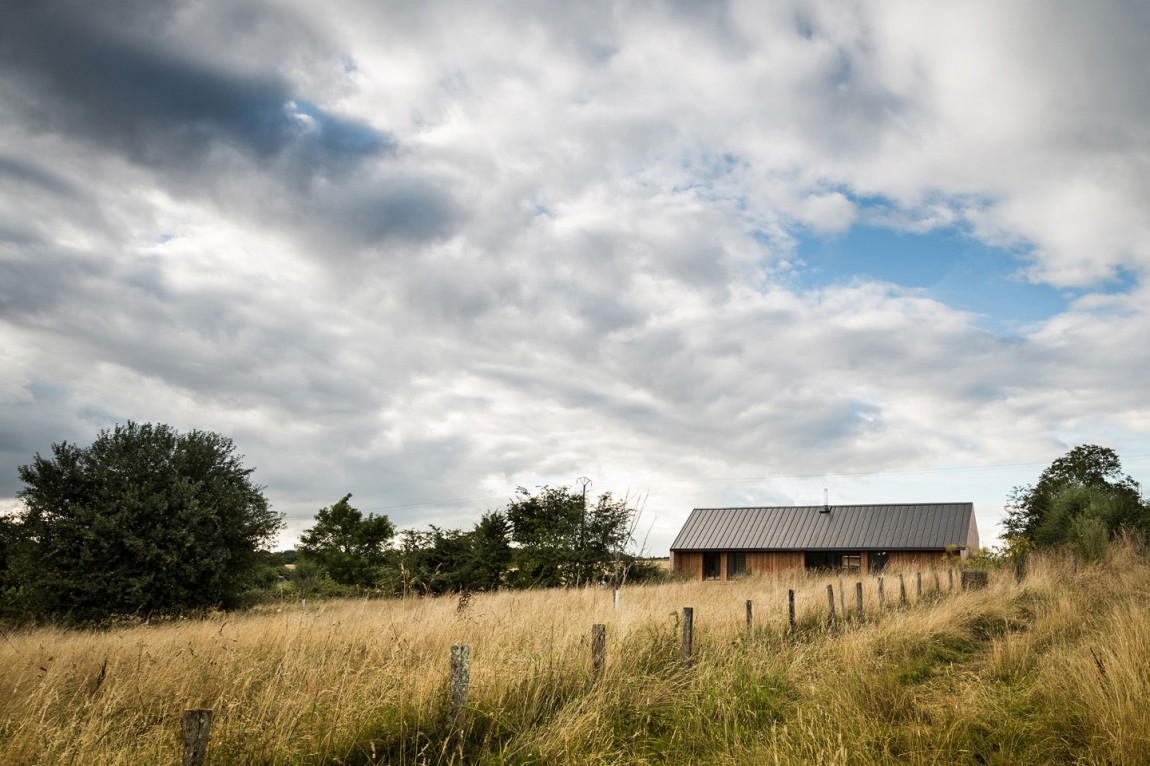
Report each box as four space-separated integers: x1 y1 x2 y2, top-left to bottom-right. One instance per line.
3 0 1149 552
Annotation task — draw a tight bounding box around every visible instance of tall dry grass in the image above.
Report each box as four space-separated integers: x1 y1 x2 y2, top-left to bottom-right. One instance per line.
1 545 1148 765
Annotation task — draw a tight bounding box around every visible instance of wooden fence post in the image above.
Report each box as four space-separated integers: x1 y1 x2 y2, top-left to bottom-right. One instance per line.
591 624 606 680
450 645 470 729
838 574 846 616
614 589 620 609
899 574 907 606
878 576 885 610
788 589 796 634
1015 561 1023 584
681 607 694 668
745 600 753 640
1071 552 1077 575
826 584 837 627
948 569 954 591
916 571 923 600
855 581 864 620
182 709 212 766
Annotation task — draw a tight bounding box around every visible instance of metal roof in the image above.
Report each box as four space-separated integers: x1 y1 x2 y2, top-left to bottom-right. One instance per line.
669 503 976 552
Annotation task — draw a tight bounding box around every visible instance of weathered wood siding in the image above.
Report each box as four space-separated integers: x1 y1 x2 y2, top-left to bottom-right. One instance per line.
674 549 951 579
885 550 947 570
747 551 805 576
673 551 704 579
673 551 805 580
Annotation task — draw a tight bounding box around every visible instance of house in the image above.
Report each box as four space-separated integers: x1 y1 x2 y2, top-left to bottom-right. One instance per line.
669 503 979 580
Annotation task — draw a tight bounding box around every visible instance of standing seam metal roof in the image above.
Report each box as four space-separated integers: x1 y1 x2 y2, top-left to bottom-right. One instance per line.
670 503 976 551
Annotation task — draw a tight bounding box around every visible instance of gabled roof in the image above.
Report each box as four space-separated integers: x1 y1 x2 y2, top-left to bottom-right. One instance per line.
670 503 976 552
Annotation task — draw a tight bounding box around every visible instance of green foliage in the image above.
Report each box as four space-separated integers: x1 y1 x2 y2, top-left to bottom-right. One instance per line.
1004 444 1148 547
292 482 637 597
275 549 300 565
7 421 282 622
506 485 637 587
298 494 395 587
469 511 513 590
395 512 513 596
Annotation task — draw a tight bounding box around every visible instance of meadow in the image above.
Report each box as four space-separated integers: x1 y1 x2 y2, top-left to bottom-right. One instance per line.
1 544 1148 765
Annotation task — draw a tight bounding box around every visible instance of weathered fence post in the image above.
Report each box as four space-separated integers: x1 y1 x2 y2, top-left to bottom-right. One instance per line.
745 600 753 640
933 571 941 593
855 581 864 620
681 607 694 668
1071 552 1077 575
788 589 796 634
899 574 907 606
450 645 470 729
826 584 837 627
591 624 606 680
948 568 954 591
182 709 212 766
916 571 923 600
614 589 620 609
1015 561 1023 584
878 576 885 610
838 574 846 616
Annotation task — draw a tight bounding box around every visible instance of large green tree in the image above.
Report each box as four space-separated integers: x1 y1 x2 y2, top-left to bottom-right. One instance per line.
506 484 637 587
8 422 282 621
1004 444 1147 550
298 494 395 587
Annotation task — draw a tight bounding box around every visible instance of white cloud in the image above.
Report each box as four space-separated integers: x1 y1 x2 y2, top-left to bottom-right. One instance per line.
2 0 1149 552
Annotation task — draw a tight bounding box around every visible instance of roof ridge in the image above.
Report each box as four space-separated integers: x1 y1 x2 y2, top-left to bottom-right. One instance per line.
692 502 973 510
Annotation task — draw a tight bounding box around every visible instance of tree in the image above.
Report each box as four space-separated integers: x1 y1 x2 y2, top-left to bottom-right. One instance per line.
8 422 282 621
505 484 639 587
390 512 512 596
467 511 512 590
298 494 394 587
1004 444 1147 549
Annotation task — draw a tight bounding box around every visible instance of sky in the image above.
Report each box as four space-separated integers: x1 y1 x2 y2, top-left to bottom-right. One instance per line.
2 0 1150 554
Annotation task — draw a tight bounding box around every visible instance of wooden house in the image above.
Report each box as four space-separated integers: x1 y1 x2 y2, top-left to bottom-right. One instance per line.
669 503 979 580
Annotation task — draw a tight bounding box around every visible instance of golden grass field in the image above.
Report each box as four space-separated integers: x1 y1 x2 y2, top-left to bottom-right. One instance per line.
1 544 1149 765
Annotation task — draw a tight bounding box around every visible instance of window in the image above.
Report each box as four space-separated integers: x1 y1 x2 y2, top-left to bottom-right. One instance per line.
728 552 748 577
842 554 861 571
703 552 721 580
869 551 889 572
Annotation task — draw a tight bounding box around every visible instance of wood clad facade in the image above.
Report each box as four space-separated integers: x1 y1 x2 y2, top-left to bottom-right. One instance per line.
671 549 947 579
670 503 977 582
671 549 949 581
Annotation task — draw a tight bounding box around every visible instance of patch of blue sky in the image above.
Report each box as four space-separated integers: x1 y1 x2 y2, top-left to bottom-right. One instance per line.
795 224 1078 333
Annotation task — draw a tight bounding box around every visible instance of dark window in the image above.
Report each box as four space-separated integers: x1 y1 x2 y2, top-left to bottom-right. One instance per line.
728 552 748 577
703 552 721 580
869 551 889 572
805 551 864 571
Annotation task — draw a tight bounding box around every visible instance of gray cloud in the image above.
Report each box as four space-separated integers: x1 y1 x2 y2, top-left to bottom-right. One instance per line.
1 5 387 166
2 1 1149 552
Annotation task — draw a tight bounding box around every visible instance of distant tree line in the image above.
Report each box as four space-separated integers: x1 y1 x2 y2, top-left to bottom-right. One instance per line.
289 484 663 598
0 422 661 624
